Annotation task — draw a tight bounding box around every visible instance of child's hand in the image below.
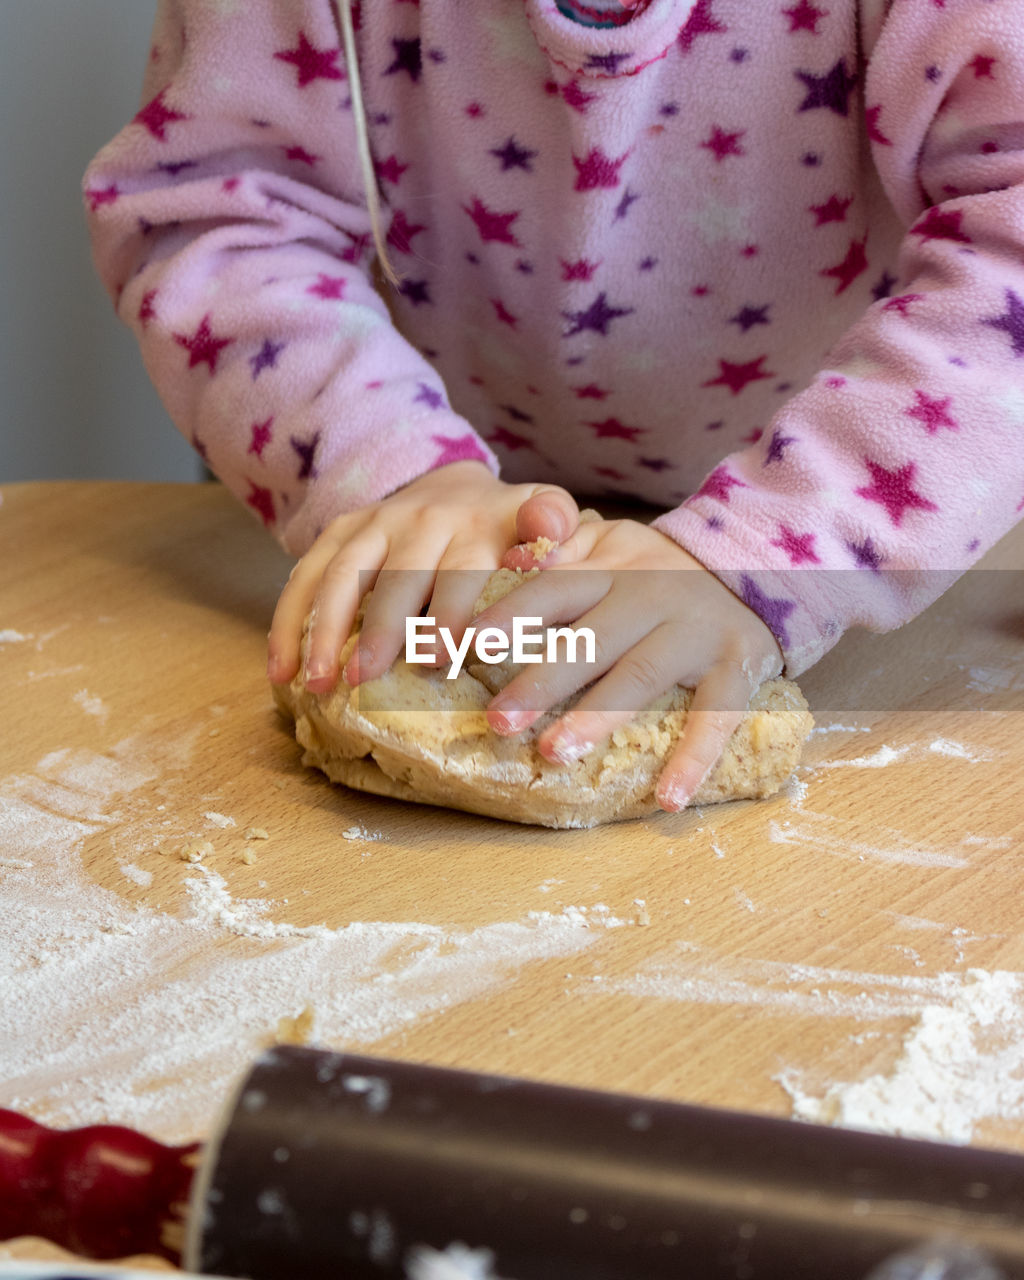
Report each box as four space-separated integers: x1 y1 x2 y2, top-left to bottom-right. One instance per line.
267 461 578 693
475 518 784 813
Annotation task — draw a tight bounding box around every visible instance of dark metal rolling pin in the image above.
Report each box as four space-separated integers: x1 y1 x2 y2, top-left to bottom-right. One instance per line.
3 1047 1024 1278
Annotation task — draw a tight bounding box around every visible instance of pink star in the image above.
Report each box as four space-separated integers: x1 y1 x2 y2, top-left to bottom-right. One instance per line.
820 236 868 294
695 465 748 503
85 184 120 212
283 145 319 166
562 80 597 113
882 293 924 317
173 313 234 373
970 54 996 78
376 154 409 185
246 481 277 526
771 524 821 564
856 458 938 526
488 426 535 452
573 383 610 399
138 290 158 328
432 434 489 466
134 89 189 141
584 417 645 441
307 273 347 300
904 390 959 435
864 104 893 146
678 0 727 54
387 209 428 254
911 206 971 243
561 258 601 282
701 356 775 396
782 1 828 34
463 197 521 246
248 418 274 459
700 127 745 162
809 194 852 225
274 31 344 88
491 298 518 328
573 148 630 191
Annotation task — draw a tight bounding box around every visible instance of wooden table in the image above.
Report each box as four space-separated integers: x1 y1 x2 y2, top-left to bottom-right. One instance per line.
2 481 1023 1263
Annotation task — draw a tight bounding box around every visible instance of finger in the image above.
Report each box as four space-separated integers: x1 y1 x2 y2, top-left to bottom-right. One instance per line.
347 562 440 684
267 526 366 685
422 556 503 667
533 622 684 764
474 555 611 642
515 486 579 545
655 661 756 813
300 533 389 692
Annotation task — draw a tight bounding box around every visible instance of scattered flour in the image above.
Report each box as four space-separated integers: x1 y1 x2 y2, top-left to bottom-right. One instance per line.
119 863 153 888
778 969 1024 1143
72 689 108 721
0 629 31 644
203 811 236 828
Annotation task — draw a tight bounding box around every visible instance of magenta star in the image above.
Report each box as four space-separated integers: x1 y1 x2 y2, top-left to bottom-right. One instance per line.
864 104 892 146
701 356 775 396
695 465 748 503
796 58 858 116
488 426 536 452
882 293 924 317
248 418 274 459
134 89 189 141
772 524 821 564
562 80 597 113
387 209 428 254
376 154 409 185
782 1 828 33
584 417 645 441
85 183 120 212
307 273 347 300
283 144 319 167
432 434 489 466
911 206 971 243
820 236 868 294
982 289 1024 356
809 194 852 225
246 481 277 526
700 127 745 162
573 383 610 399
173 313 234 373
856 458 938 525
970 54 996 78
138 290 158 328
572 148 630 191
740 577 796 647
491 298 518 328
678 0 727 55
905 390 959 435
463 197 521 246
561 258 601 282
274 31 344 88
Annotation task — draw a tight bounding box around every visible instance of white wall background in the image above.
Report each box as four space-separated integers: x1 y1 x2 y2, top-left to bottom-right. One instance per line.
1 0 201 482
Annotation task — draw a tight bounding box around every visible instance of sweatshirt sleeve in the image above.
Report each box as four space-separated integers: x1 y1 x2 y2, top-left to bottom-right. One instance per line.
650 0 1024 677
82 0 496 556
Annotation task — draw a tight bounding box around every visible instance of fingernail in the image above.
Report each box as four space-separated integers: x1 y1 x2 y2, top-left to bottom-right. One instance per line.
658 783 691 813
546 730 591 765
489 700 530 734
304 658 328 683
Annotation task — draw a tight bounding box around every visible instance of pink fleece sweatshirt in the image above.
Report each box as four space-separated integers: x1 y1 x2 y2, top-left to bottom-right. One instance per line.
83 0 1024 676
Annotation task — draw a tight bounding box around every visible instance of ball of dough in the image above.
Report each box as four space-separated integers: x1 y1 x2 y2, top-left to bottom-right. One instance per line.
273 568 814 829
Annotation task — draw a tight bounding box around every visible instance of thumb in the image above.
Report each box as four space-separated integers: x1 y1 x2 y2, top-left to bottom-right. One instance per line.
514 486 580 546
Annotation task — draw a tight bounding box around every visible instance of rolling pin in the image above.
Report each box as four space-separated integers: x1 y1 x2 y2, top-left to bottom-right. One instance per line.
1 1046 1022 1279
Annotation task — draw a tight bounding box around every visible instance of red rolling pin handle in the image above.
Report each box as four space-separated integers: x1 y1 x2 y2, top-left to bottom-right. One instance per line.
0 1106 199 1263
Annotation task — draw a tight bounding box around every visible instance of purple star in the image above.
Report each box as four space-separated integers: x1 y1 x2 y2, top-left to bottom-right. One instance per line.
500 404 534 423
250 338 286 380
384 38 422 83
489 136 537 172
847 537 884 572
562 292 634 338
399 278 432 306
614 188 641 221
764 428 797 464
290 431 320 481
414 382 444 410
729 304 771 332
585 50 633 75
982 289 1024 356
871 270 898 301
796 58 858 116
155 159 197 177
739 576 796 647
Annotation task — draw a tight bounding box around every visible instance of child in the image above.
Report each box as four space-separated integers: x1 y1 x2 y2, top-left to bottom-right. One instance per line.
83 0 1024 812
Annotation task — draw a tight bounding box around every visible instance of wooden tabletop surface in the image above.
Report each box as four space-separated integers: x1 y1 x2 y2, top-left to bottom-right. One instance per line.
2 480 1024 1263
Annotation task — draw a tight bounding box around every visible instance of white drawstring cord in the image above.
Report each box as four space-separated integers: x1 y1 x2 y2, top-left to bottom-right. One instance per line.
333 0 401 286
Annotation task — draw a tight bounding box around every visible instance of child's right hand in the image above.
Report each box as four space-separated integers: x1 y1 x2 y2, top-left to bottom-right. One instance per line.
267 460 579 693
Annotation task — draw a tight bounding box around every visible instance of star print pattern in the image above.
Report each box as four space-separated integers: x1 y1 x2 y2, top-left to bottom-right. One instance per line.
83 0 1024 674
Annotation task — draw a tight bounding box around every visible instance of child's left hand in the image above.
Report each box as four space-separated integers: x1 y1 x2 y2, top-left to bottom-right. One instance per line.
475 518 784 813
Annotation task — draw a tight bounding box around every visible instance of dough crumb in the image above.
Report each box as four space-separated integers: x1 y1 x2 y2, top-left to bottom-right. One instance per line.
244 827 270 841
276 1005 315 1046
633 898 651 927
204 811 236 828
239 848 259 866
178 839 214 864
